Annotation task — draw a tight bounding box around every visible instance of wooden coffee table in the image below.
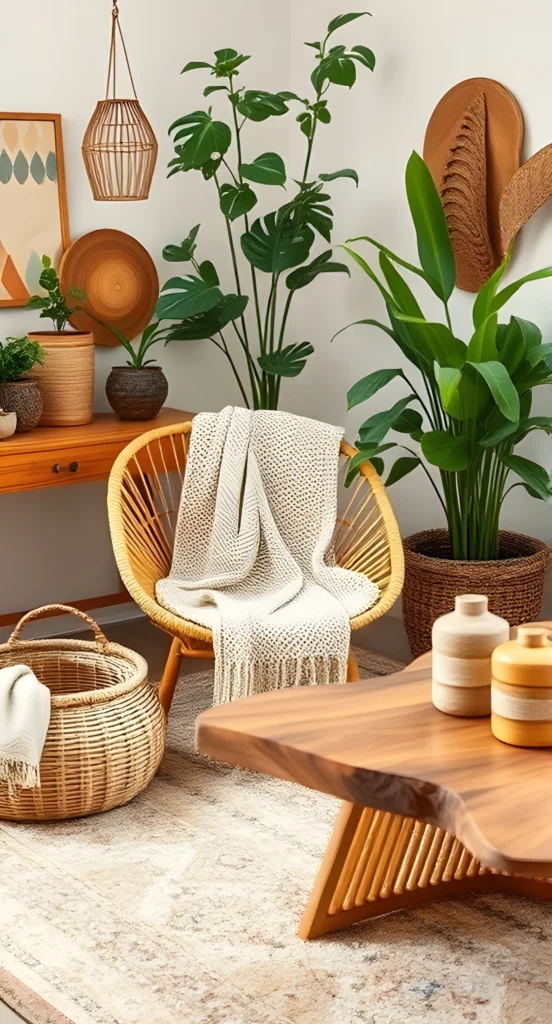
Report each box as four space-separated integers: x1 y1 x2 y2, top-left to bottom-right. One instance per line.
196 650 552 939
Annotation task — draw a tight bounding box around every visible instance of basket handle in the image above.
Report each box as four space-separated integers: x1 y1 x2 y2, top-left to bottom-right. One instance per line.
7 605 109 648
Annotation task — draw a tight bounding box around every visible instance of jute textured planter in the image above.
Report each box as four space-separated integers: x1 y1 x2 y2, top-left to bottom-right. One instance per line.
403 529 550 656
28 331 94 427
0 379 43 432
105 365 168 420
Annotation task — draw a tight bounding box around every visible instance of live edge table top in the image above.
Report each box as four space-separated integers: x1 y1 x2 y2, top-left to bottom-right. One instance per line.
197 653 552 879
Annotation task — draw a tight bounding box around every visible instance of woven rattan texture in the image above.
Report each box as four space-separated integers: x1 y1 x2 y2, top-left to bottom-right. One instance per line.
107 423 405 655
0 606 165 822
403 529 550 656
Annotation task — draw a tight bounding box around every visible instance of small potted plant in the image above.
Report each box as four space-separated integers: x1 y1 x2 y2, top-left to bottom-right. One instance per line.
103 322 168 420
340 152 552 654
26 256 94 427
0 336 46 432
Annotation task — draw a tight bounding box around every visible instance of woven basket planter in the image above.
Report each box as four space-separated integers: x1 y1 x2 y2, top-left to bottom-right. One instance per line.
28 331 95 427
403 529 550 656
0 605 165 822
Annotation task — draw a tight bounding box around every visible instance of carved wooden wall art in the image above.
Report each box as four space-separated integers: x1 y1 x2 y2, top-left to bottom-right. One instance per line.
423 78 552 292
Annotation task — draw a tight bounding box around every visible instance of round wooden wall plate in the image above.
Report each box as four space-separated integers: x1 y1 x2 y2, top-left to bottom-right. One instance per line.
59 229 159 347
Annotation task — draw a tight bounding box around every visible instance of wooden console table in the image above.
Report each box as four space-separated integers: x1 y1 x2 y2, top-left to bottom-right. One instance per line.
0 407 192 627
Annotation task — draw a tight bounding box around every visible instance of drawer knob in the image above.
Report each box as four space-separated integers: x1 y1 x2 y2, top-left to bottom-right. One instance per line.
69 461 79 473
52 463 61 474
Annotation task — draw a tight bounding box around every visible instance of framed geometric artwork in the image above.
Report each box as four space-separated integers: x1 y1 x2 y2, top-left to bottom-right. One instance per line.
0 113 70 307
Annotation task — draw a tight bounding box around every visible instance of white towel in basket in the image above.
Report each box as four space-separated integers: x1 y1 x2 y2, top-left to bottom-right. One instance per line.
0 664 51 793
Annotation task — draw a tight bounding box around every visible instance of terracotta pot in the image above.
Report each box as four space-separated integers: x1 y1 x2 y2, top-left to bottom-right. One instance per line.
403 529 550 656
0 410 17 439
105 366 168 420
28 331 95 427
0 380 43 432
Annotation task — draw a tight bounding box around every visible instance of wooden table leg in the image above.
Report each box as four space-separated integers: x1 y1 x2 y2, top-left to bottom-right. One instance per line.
299 803 552 940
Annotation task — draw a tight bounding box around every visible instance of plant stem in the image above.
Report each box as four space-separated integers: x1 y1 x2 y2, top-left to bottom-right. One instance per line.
227 75 264 351
215 333 251 408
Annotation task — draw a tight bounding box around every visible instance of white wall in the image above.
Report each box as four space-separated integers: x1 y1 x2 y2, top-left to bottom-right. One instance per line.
1 0 551 624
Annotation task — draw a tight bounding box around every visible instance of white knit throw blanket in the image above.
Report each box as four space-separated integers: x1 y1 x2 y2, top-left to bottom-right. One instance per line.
156 406 379 705
0 664 51 792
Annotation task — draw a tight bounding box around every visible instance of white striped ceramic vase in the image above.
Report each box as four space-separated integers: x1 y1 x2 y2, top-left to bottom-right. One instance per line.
432 595 509 717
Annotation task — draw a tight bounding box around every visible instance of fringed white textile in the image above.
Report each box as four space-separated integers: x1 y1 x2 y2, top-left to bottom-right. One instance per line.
0 664 51 793
156 406 379 704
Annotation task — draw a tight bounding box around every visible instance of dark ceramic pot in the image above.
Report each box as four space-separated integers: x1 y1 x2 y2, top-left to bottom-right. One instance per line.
0 379 43 432
105 366 168 421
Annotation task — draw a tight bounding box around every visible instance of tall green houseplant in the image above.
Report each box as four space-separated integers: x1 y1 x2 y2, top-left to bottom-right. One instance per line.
155 12 376 409
340 151 552 561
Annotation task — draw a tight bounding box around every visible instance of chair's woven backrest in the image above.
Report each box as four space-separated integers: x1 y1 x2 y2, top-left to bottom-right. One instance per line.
108 425 403 634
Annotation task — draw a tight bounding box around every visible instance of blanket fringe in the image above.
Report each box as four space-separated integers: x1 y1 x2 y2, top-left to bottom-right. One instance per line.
214 655 347 705
0 758 41 796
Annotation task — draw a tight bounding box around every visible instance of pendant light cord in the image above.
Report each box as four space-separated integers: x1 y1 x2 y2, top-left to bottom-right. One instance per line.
105 1 138 101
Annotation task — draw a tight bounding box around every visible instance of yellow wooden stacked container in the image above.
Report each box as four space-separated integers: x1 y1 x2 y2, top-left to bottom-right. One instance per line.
491 626 552 746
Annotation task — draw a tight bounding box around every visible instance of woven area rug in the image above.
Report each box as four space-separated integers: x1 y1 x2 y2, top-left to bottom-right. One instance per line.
0 647 551 1024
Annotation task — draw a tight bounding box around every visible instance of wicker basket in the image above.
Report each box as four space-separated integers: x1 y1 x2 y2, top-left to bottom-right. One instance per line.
0 605 165 822
403 530 550 657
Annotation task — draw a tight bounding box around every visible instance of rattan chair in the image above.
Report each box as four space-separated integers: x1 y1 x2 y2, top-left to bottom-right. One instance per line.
107 421 404 717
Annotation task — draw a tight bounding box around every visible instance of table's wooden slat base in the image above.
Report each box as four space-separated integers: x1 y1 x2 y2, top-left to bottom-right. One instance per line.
299 802 552 939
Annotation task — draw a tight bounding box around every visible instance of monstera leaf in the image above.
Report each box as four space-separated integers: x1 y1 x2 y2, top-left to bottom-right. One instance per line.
164 294 249 341
258 342 314 377
155 274 223 321
241 212 314 274
168 111 231 172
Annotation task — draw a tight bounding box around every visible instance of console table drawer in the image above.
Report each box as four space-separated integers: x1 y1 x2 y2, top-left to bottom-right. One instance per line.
0 441 126 494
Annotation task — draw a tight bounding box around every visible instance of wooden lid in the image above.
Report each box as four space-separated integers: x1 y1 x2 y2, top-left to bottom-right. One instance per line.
492 629 552 687
59 229 159 347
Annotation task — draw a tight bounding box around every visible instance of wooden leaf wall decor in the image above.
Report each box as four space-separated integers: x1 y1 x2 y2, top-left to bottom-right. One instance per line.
422 77 552 292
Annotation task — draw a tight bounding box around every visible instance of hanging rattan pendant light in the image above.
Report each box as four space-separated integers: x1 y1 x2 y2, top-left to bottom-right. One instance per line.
82 1 158 201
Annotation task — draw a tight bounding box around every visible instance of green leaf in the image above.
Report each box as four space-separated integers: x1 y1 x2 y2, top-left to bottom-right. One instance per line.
472 250 511 327
258 341 314 378
370 457 384 477
467 360 519 422
421 431 471 471
169 111 231 171
155 274 223 321
319 54 356 87
316 106 331 124
385 456 420 487
68 286 86 301
204 85 228 97
241 211 314 274
198 260 219 287
219 182 257 221
236 90 289 121
466 314 498 362
164 294 248 341
181 61 212 73
162 224 200 263
497 317 526 376
346 368 404 410
304 41 322 51
298 113 314 139
489 268 552 317
346 235 428 285
358 396 415 445
378 252 423 317
350 44 376 70
478 417 518 448
213 50 250 76
501 454 552 501
201 157 222 180
397 315 466 368
239 152 286 186
404 151 456 302
285 250 349 291
319 168 359 186
345 443 396 488
436 366 463 417
524 342 552 368
326 11 371 35
393 408 423 435
41 255 52 269
331 317 398 345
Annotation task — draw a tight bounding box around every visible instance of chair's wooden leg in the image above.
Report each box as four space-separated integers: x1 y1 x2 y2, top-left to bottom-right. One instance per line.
298 803 552 940
347 647 360 682
159 636 183 717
